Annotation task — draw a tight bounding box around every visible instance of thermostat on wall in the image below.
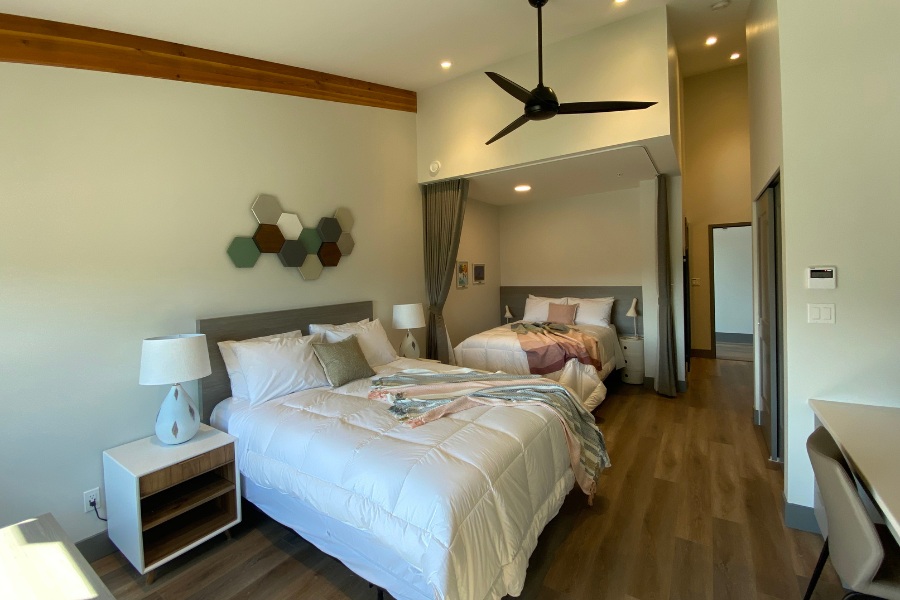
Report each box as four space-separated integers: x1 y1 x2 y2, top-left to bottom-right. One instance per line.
806 266 837 289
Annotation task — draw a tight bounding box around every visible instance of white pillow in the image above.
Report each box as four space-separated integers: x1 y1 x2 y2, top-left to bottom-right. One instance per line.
230 333 329 406
218 329 305 399
565 296 615 327
523 296 567 322
308 318 369 336
317 319 398 367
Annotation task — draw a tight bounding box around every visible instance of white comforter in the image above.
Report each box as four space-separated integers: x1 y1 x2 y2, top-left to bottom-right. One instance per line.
454 323 625 410
212 358 575 600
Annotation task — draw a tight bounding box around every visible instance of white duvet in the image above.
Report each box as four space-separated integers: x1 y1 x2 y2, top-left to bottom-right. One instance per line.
212 358 576 600
453 323 626 410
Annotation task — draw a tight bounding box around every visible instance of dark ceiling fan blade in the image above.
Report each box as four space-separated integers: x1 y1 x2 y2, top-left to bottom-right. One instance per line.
557 101 657 115
485 72 533 104
486 115 530 145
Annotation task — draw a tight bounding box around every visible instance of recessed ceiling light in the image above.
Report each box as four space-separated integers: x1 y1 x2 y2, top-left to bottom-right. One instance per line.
514 185 532 192
730 52 741 60
614 0 628 4
440 61 452 69
706 36 718 46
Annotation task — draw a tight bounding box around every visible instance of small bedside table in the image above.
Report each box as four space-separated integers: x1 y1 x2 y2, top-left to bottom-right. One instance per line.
103 424 241 581
619 336 645 385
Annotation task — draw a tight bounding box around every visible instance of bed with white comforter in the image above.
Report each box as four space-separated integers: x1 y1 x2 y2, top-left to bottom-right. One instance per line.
211 358 576 600
454 322 625 410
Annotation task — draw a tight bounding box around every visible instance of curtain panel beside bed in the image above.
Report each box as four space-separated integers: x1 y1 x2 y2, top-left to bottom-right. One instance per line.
655 174 677 397
421 178 469 363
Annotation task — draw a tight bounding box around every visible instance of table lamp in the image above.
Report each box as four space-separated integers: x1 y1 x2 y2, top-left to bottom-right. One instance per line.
392 303 426 359
139 334 212 445
626 298 639 337
504 305 514 324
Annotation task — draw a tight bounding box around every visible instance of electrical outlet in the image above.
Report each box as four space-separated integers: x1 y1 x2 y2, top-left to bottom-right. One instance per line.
83 487 100 513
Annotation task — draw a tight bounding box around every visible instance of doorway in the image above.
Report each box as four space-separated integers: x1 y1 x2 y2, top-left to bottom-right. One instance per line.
708 222 753 361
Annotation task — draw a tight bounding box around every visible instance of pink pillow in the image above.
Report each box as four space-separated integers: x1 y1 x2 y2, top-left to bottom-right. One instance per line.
547 302 577 325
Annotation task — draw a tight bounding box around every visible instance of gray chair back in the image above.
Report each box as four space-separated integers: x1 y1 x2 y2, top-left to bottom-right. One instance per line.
807 426 884 590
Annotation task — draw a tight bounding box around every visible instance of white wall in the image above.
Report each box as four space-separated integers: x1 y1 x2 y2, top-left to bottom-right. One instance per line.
682 65 752 351
776 1 900 508
746 0 783 199
0 63 422 541
444 200 501 347
416 8 673 182
713 226 753 335
498 189 643 286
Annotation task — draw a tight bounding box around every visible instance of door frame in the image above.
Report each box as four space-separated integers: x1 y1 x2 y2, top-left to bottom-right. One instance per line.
752 173 784 462
708 221 752 358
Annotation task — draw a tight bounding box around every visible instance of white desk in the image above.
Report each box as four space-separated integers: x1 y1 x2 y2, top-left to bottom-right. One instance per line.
809 399 900 544
0 513 116 600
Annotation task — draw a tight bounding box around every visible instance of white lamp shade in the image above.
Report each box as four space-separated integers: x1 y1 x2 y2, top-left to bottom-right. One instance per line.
393 303 426 330
626 298 639 317
504 305 514 319
139 334 212 385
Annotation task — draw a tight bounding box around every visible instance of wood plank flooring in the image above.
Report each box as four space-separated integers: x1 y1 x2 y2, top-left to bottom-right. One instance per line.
93 358 846 599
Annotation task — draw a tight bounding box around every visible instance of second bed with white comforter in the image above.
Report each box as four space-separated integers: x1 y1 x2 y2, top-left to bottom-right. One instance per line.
454 323 625 410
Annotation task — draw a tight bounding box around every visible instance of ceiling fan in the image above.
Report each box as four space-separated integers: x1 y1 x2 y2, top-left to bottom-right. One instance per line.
484 0 657 145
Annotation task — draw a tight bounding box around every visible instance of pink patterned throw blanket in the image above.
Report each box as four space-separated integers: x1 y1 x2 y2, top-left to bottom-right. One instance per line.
512 322 602 375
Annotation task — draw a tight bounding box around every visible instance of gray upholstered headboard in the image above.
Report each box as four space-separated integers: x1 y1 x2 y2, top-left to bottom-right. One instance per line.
195 301 373 423
499 286 642 335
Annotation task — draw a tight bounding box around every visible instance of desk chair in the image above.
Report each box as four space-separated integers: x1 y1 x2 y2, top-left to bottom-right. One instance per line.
805 427 900 600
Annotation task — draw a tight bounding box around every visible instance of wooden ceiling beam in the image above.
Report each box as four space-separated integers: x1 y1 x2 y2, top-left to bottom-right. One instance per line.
0 13 417 113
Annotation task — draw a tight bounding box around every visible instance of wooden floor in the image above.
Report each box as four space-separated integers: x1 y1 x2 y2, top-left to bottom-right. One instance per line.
716 342 754 362
93 358 846 599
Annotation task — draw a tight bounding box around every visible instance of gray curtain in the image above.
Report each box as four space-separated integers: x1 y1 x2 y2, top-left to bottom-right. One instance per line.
421 179 468 362
655 174 678 396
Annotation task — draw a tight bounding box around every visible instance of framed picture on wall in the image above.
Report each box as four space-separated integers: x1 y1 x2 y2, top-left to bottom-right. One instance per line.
473 264 485 285
456 261 469 289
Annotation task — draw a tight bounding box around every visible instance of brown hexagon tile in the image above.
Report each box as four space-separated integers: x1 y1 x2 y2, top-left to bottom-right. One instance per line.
253 224 286 253
318 242 341 267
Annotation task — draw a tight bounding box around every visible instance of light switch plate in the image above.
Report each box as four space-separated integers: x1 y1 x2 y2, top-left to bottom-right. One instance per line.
808 303 835 324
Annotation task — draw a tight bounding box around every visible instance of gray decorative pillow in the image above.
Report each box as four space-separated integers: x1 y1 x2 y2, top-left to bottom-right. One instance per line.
312 335 375 387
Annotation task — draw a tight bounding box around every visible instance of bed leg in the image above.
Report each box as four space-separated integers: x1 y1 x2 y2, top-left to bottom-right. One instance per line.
368 583 385 599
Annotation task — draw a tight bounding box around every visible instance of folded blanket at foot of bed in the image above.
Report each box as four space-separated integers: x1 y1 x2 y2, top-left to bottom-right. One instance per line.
511 322 602 375
370 370 611 499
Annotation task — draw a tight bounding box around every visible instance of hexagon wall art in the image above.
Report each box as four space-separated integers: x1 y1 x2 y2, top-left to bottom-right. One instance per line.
227 196 355 282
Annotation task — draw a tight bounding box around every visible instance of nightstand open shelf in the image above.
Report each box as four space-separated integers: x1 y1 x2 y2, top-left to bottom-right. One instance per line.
141 468 236 531
143 499 237 566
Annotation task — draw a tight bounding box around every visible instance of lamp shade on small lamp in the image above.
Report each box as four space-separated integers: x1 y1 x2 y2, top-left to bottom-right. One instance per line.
139 334 211 445
504 305 514 324
393 303 425 359
626 298 639 337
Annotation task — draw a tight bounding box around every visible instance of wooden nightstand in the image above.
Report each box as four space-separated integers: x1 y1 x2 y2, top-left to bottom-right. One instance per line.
619 336 645 385
103 424 241 580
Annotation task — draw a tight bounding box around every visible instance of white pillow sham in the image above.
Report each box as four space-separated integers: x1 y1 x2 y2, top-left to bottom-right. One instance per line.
218 329 305 400
523 296 568 322
230 332 329 406
565 296 615 327
308 318 369 336
310 318 398 367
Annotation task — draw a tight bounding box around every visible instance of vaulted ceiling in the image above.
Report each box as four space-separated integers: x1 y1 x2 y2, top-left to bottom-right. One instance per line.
0 0 749 91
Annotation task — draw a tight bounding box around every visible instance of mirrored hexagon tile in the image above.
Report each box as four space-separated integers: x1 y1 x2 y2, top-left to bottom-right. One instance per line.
317 217 342 243
298 254 324 280
337 232 355 256
299 228 323 254
253 224 286 253
276 212 303 240
227 237 261 268
251 194 282 224
318 242 341 267
334 207 354 232
278 239 308 267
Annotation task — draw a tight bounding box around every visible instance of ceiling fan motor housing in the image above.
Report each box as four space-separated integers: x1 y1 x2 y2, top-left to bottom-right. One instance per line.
525 85 559 120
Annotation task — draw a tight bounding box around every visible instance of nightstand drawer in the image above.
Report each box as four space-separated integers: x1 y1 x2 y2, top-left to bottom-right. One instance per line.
139 444 234 497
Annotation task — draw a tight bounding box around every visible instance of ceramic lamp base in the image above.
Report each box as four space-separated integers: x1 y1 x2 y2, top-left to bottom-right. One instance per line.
399 330 421 359
155 383 200 445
